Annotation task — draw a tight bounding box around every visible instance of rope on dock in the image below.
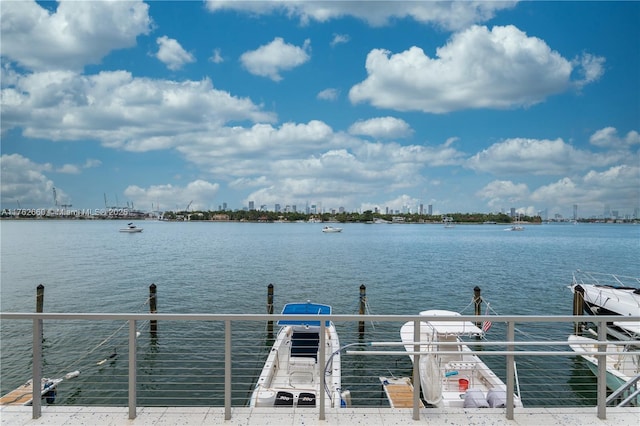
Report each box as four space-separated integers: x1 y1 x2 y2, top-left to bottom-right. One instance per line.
50 296 152 378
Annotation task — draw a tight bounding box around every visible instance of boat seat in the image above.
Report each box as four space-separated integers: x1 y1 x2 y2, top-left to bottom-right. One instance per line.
290 332 319 360
288 356 316 373
288 357 315 386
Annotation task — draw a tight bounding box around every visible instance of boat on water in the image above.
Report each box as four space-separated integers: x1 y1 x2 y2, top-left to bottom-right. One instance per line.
322 226 342 233
505 225 524 231
570 270 640 341
442 216 455 228
568 334 639 404
119 223 143 233
249 302 349 408
398 310 523 408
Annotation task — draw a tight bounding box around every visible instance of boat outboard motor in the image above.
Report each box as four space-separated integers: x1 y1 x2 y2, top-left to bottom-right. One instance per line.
463 389 489 408
487 389 507 408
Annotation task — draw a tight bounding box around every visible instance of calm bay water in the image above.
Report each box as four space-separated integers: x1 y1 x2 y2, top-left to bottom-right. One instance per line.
1 220 639 406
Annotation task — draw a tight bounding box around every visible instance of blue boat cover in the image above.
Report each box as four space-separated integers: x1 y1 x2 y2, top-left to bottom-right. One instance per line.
278 302 332 327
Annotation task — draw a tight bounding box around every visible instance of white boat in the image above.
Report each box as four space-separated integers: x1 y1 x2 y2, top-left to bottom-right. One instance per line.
399 310 523 408
570 270 640 340
505 225 524 231
249 302 348 408
119 223 143 233
568 334 639 403
322 226 342 233
442 216 455 228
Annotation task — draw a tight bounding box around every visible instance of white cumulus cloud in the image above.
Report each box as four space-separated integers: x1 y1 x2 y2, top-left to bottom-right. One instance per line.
349 25 603 113
156 36 195 71
0 0 152 72
348 117 413 139
240 37 311 81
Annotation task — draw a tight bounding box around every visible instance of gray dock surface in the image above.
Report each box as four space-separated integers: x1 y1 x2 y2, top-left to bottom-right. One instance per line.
1 406 638 425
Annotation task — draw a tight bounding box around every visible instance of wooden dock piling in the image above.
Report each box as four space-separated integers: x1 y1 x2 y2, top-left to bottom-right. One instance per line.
36 284 44 341
572 284 585 334
267 284 274 338
473 286 482 328
359 284 366 335
149 284 157 336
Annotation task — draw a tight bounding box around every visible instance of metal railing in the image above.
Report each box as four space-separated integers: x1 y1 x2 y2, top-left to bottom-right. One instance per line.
1 312 638 421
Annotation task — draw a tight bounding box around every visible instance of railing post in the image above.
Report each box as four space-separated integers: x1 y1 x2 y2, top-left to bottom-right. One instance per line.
506 320 515 420
225 320 231 420
32 317 42 419
597 319 607 419
128 319 137 420
412 319 420 421
319 318 326 420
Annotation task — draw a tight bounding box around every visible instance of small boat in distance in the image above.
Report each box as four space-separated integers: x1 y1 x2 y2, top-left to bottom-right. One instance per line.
249 301 349 408
398 310 523 409
119 223 143 233
322 226 343 233
505 225 524 231
442 216 455 228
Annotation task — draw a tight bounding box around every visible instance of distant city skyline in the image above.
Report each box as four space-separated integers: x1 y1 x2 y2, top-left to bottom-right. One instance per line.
1 1 638 219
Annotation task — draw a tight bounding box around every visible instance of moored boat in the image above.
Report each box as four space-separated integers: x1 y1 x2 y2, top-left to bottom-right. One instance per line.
399 310 523 408
570 270 640 340
249 301 348 408
568 334 640 405
322 226 342 233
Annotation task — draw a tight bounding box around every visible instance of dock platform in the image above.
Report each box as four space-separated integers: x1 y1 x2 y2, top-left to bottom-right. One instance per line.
0 378 61 406
379 376 424 408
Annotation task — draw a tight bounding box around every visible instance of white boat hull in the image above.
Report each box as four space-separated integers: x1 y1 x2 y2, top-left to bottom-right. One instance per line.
400 310 523 408
322 226 342 233
568 334 640 405
249 304 344 408
570 272 640 340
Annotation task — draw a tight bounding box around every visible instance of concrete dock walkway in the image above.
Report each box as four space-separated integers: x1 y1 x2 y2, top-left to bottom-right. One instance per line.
1 405 638 425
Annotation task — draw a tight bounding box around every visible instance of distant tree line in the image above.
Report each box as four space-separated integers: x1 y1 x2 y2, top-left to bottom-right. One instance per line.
163 209 537 224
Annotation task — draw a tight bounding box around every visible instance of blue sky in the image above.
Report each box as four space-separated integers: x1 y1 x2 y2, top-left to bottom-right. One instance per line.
1 1 638 218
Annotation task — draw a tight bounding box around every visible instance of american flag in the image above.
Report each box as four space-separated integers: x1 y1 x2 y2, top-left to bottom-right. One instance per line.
482 303 492 332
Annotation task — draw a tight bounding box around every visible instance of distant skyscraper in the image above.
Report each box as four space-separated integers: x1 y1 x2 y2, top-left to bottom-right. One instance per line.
248 201 254 210
275 204 281 212
419 204 424 215
222 202 227 211
510 207 516 218
573 204 578 220
428 204 432 215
